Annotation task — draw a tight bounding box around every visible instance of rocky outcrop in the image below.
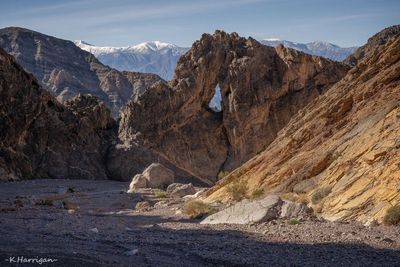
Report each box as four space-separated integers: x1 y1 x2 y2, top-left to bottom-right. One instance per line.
167 183 196 197
206 30 400 223
120 31 348 181
0 27 163 117
0 48 116 181
201 195 283 224
344 24 400 66
280 201 311 218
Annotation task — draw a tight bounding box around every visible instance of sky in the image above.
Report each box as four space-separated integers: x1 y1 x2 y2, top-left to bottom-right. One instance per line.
0 0 399 47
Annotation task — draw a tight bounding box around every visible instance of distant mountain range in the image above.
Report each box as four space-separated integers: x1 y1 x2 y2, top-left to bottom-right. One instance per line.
75 40 188 80
0 27 163 117
260 39 357 61
76 39 357 80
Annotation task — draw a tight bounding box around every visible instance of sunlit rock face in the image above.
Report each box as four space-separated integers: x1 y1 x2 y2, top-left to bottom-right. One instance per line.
206 28 400 223
120 30 348 182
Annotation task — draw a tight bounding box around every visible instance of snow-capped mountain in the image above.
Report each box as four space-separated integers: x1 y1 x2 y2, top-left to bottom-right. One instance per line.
260 39 357 61
75 38 356 81
75 40 188 80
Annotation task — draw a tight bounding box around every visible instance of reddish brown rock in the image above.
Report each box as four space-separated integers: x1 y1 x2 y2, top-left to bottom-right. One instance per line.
120 31 348 182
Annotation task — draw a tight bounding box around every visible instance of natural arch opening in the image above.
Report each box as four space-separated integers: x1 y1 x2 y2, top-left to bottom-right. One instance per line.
208 84 222 112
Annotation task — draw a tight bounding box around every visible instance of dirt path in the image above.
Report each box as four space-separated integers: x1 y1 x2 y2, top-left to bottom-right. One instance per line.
0 179 399 266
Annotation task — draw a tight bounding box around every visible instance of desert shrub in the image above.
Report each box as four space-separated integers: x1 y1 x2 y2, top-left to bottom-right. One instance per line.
281 192 309 204
135 201 151 211
383 206 400 225
217 171 230 180
182 200 212 219
35 198 54 206
226 181 248 201
288 219 300 225
281 192 299 202
328 152 341 165
311 186 332 204
154 190 167 198
251 188 264 199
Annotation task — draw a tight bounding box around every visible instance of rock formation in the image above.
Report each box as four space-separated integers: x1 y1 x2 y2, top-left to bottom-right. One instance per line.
0 47 205 185
0 27 163 117
201 195 283 224
120 31 348 181
0 48 116 180
206 30 400 223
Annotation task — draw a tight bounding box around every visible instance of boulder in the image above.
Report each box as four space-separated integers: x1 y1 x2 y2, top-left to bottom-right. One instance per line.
142 163 174 189
280 201 311 218
167 183 196 197
127 174 148 193
201 195 282 225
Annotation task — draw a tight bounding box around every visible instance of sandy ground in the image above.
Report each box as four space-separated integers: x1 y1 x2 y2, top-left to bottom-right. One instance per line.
0 179 399 266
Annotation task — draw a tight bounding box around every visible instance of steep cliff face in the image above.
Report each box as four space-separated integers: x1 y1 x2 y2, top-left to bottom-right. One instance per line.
0 47 204 184
206 32 400 223
0 27 163 117
0 48 116 181
344 24 400 66
120 31 348 182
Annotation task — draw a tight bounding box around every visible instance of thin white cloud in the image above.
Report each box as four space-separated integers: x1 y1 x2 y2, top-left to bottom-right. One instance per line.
2 0 267 27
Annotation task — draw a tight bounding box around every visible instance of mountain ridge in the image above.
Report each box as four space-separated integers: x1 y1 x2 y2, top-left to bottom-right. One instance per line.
260 39 357 61
0 27 163 117
75 40 188 80
76 38 356 80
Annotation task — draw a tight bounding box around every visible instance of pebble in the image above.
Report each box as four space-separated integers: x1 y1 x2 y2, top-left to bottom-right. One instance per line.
124 249 139 256
89 227 99 233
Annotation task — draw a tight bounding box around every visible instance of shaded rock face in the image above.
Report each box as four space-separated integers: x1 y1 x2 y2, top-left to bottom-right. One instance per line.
0 48 116 181
206 31 400 222
0 27 163 117
344 24 400 66
120 31 348 181
0 47 205 185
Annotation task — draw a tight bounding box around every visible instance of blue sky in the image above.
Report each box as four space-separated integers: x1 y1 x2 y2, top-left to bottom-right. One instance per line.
0 0 399 47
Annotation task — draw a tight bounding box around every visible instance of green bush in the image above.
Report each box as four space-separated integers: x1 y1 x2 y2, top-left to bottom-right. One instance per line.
251 188 264 199
217 171 230 180
35 198 54 206
154 190 167 198
288 219 300 225
311 186 332 204
226 181 248 201
383 206 400 225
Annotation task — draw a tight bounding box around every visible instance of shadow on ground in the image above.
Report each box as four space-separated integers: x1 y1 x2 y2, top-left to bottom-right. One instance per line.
1 213 399 267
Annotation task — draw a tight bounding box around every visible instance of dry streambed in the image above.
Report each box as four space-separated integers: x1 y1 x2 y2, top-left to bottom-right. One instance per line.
0 179 399 266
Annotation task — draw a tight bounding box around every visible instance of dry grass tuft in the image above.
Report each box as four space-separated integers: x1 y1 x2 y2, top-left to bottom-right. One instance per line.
311 186 332 204
226 181 248 201
383 206 400 225
182 200 213 219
